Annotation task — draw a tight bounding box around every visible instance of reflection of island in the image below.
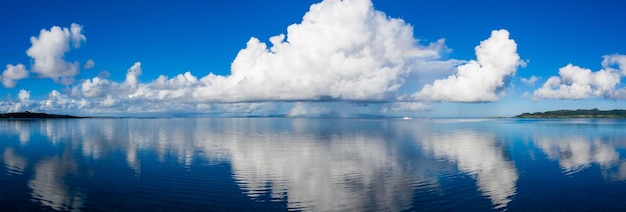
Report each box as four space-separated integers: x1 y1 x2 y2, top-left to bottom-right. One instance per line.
0 111 85 119
515 109 626 118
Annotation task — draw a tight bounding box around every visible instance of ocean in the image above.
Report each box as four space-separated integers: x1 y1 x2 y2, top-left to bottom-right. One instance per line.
1 117 626 211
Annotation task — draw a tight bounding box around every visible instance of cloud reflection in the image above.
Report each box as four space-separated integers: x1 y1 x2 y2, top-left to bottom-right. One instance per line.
191 119 416 211
0 118 518 211
605 161 626 181
3 147 27 175
534 135 620 174
420 130 518 209
5 118 626 211
28 156 84 211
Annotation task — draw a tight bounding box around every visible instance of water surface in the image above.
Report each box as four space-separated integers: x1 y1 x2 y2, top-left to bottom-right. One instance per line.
1 118 626 211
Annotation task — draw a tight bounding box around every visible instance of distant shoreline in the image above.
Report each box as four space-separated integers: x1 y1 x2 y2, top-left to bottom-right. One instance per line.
3 110 626 119
0 111 87 119
514 109 626 118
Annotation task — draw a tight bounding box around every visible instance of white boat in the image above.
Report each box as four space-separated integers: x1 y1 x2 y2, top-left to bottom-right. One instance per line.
402 116 413 120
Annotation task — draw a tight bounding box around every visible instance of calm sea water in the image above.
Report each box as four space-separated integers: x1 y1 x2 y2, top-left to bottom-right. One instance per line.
1 118 626 211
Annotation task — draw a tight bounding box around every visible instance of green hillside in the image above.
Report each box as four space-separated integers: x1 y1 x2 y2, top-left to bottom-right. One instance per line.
514 109 626 118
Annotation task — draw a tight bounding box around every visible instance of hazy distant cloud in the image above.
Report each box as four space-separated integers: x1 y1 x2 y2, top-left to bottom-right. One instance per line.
520 75 538 86
83 59 95 70
602 54 626 75
533 54 626 100
97 70 111 79
380 102 431 114
81 62 142 98
26 23 86 85
9 89 31 112
414 29 524 102
18 89 30 102
286 102 331 117
1 64 29 88
38 90 88 113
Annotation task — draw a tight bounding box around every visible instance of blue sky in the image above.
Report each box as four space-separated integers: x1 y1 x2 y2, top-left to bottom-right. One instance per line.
1 0 625 117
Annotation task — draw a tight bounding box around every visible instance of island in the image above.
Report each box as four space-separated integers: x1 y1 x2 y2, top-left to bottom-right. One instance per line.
0 111 86 119
514 109 626 118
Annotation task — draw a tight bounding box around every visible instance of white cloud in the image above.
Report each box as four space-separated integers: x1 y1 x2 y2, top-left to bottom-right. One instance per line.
83 59 95 70
187 0 448 102
533 54 626 100
1 64 29 88
520 75 538 86
414 29 524 102
123 62 142 90
26 23 86 85
81 77 115 98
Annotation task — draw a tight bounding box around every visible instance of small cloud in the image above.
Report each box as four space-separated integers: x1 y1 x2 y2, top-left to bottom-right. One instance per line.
26 23 86 85
1 64 29 88
81 62 142 98
602 54 626 75
97 70 111 79
520 75 538 86
83 59 95 70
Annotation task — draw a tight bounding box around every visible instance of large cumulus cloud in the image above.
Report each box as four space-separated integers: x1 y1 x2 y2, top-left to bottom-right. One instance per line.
61 0 454 114
533 54 626 99
168 0 447 102
413 29 525 102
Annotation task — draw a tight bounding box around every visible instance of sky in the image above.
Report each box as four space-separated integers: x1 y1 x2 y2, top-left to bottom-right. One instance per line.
1 0 626 117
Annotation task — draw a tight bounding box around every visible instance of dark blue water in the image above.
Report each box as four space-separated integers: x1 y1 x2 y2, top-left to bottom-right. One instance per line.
1 118 626 211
